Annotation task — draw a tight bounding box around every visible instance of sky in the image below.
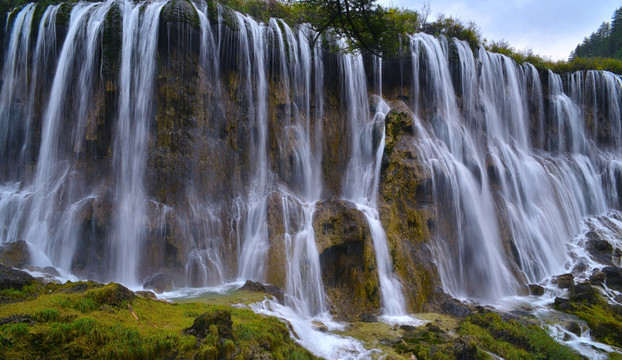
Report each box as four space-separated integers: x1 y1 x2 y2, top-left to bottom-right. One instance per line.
376 0 621 60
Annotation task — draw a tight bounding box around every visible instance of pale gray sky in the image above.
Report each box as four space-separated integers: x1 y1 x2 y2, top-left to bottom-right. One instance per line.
377 0 621 60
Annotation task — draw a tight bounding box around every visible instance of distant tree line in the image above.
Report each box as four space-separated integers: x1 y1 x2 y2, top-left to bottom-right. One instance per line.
572 7 622 60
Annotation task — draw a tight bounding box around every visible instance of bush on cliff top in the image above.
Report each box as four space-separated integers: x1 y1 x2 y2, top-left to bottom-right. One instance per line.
4 0 620 73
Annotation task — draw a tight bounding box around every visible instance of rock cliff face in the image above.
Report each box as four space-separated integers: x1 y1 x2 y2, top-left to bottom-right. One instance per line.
1 0 622 319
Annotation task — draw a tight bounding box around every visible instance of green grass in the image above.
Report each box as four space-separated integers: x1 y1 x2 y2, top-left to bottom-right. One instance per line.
0 281 318 360
459 312 583 360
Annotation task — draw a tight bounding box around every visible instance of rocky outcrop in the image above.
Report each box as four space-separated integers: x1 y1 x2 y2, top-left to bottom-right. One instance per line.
378 107 440 312
312 199 380 321
265 191 287 289
184 309 233 340
0 240 29 268
143 273 174 294
240 280 285 304
0 264 35 290
528 284 545 296
586 231 622 266
602 267 622 291
556 273 574 289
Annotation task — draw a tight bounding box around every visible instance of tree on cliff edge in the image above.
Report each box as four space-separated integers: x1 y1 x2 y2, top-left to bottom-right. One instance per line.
572 6 622 60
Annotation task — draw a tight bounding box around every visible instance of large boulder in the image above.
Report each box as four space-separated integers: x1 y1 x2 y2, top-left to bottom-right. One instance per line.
0 264 35 290
586 232 621 266
556 273 574 289
602 267 622 291
240 280 285 304
528 284 545 296
312 199 380 321
569 282 599 304
0 240 30 268
143 273 174 294
184 309 233 340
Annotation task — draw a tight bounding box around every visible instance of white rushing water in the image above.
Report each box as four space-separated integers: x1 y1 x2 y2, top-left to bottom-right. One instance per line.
112 0 167 286
407 33 622 303
405 33 622 357
235 12 270 281
339 48 416 323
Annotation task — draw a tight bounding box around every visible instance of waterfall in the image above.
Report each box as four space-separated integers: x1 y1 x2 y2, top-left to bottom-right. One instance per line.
24 2 117 274
0 3 35 180
235 13 271 281
1 5 622 352
340 50 411 318
408 33 619 300
112 0 166 286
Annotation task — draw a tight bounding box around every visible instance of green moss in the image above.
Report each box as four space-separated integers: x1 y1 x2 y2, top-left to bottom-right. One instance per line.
553 290 622 348
0 281 318 359
101 3 121 79
161 0 201 31
460 312 583 360
340 311 585 360
34 308 59 322
55 2 75 28
0 283 40 303
8 322 30 336
568 303 622 347
383 110 413 157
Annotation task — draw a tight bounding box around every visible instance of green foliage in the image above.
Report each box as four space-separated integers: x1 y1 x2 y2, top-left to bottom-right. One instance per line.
218 0 305 24
485 40 622 74
461 313 582 360
34 308 59 322
8 322 30 337
555 57 622 74
554 294 622 348
0 283 40 303
0 280 318 360
422 14 481 49
74 297 99 313
573 6 622 61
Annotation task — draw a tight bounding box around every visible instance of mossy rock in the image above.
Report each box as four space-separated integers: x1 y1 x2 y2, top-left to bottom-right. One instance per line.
160 0 200 30
0 240 30 268
313 199 380 321
554 287 622 348
85 283 135 307
378 108 440 312
184 309 233 340
101 3 122 78
265 191 287 288
0 279 318 359
0 264 35 291
384 108 414 157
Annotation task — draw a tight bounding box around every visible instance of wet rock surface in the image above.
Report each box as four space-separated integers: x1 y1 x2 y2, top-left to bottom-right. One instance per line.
0 264 35 290
586 236 619 265
312 199 380 321
556 273 574 289
379 108 440 312
240 280 285 304
0 240 30 268
528 284 545 296
602 267 622 290
143 273 174 293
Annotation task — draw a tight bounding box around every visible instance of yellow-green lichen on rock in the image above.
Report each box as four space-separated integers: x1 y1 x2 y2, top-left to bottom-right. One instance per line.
379 106 441 312
312 199 381 321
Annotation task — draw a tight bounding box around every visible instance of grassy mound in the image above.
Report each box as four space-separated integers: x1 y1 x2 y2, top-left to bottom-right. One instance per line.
0 281 317 359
